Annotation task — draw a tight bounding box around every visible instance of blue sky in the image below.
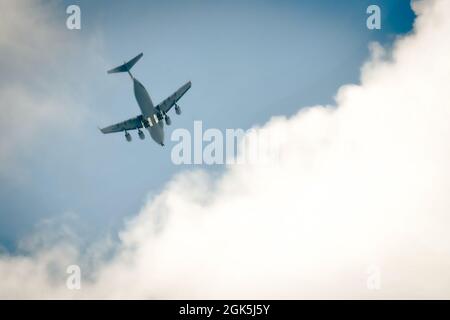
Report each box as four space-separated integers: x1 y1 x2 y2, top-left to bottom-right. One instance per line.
0 0 415 251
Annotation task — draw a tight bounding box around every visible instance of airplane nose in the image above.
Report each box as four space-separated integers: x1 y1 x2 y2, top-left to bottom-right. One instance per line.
149 123 164 146
159 129 165 146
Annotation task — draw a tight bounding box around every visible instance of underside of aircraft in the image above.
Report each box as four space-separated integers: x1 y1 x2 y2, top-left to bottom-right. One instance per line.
99 53 191 146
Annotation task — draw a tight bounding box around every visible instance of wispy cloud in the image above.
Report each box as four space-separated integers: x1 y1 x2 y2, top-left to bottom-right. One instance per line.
1 0 450 299
0 0 105 176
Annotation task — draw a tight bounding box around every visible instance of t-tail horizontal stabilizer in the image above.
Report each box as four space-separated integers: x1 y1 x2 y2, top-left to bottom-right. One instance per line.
107 53 143 74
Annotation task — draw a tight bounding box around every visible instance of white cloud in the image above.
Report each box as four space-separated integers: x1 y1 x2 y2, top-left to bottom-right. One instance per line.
0 0 104 175
1 0 450 298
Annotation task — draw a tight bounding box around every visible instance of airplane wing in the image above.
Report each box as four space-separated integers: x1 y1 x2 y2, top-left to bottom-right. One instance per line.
100 115 144 134
156 81 192 114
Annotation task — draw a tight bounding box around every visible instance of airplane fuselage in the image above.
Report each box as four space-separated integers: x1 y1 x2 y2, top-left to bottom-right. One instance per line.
133 77 165 146
101 53 191 145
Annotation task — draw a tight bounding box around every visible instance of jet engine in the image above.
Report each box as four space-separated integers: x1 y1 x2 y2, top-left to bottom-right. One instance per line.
138 129 145 140
125 131 132 142
175 104 181 115
165 115 171 126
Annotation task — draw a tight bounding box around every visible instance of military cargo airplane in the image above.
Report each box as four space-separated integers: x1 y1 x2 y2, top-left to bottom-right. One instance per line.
100 53 191 146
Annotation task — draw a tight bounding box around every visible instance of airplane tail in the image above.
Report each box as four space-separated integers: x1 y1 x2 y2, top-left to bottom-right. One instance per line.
107 53 143 75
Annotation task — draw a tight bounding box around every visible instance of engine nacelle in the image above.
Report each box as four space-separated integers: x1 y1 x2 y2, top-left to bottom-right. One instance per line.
138 130 145 140
125 132 132 142
175 105 181 115
165 116 171 126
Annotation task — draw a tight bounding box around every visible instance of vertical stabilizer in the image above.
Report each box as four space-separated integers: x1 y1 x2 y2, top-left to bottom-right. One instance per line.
107 53 143 75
